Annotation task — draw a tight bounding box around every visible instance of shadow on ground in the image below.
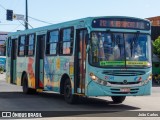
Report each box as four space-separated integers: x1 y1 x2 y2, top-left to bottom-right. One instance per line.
0 91 140 117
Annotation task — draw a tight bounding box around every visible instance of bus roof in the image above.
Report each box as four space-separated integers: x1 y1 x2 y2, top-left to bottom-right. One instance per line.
8 16 150 37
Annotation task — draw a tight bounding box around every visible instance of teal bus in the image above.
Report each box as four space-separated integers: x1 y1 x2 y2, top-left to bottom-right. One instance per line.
6 16 152 104
0 32 8 72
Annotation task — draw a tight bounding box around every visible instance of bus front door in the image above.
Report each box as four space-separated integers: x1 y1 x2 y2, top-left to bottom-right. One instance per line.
35 35 45 89
75 29 87 94
10 39 17 84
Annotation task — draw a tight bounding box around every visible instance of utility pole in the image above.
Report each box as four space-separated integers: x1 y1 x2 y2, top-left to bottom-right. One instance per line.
25 0 28 29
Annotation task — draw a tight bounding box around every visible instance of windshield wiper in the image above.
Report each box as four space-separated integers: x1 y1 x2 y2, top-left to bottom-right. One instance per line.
134 31 140 42
130 31 140 57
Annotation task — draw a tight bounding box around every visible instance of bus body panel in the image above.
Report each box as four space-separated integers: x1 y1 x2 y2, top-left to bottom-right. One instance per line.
6 16 152 100
43 56 75 93
87 81 151 96
86 64 152 96
16 57 36 87
6 57 11 83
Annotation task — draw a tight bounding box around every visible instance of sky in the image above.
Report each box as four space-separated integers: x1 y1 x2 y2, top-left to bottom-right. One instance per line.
0 0 159 32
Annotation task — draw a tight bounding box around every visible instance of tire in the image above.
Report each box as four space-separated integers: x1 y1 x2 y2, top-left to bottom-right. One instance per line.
22 74 36 94
64 78 78 104
111 96 126 104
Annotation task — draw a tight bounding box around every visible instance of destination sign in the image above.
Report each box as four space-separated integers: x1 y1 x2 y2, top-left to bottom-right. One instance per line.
92 18 150 30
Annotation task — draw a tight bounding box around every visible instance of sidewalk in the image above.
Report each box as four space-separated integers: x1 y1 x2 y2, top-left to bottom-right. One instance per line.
0 72 6 81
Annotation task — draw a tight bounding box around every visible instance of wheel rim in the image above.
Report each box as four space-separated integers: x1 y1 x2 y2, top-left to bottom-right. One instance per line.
65 82 71 99
23 76 28 92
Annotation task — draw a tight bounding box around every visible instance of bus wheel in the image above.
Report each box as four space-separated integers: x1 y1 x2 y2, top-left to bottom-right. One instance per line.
64 78 78 104
22 74 36 94
111 96 126 104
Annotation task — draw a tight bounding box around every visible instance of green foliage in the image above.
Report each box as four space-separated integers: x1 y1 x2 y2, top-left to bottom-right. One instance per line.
153 36 160 55
0 67 3 72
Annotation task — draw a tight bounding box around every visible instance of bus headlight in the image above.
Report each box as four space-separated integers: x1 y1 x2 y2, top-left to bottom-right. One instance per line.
89 72 107 85
89 72 98 81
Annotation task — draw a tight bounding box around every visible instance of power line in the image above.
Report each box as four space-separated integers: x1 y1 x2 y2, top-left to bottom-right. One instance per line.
0 3 25 30
0 24 20 25
29 16 53 25
0 3 52 30
10 24 22 32
0 3 7 10
22 19 34 29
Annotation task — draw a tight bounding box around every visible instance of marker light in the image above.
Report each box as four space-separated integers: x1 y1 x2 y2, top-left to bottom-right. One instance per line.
147 74 152 81
141 74 152 86
147 62 152 67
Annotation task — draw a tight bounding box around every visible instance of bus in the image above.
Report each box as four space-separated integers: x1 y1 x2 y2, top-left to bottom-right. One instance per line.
0 32 8 72
6 16 152 104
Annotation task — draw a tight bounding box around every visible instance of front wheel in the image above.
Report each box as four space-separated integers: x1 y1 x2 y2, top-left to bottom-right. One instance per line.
111 96 126 104
64 78 78 104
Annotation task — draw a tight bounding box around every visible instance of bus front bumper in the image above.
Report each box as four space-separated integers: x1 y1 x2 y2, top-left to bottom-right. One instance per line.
86 80 152 96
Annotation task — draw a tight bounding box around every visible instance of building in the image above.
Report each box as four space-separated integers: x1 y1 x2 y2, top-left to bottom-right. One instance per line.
146 16 160 40
146 16 160 26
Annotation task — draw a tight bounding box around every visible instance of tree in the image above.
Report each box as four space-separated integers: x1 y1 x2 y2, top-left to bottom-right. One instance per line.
0 67 4 73
153 36 160 55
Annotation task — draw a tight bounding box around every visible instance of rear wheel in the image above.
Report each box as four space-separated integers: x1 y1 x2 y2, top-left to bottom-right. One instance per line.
111 96 126 104
22 74 36 94
64 78 78 104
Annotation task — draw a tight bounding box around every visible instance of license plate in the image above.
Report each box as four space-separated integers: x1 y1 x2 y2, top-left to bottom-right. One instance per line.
120 88 130 92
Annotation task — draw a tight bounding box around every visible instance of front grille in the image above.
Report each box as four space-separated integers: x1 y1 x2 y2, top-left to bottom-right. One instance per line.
111 88 139 91
108 81 140 85
103 70 145 76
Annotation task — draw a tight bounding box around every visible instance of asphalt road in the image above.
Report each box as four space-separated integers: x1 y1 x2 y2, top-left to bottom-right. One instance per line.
0 73 160 119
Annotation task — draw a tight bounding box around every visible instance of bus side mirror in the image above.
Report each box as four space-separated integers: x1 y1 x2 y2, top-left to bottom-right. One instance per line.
86 45 90 53
85 34 90 45
85 34 90 53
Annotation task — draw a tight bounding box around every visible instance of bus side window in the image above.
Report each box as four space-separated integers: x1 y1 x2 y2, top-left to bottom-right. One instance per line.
18 35 26 56
26 34 35 56
46 30 59 55
60 27 74 55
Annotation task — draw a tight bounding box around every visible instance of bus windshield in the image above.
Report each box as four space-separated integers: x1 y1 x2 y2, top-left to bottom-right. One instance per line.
0 40 6 56
89 32 151 67
0 57 6 65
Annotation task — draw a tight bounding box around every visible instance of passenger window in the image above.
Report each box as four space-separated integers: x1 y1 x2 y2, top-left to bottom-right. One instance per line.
46 30 59 55
60 27 74 55
18 35 26 56
26 34 35 56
